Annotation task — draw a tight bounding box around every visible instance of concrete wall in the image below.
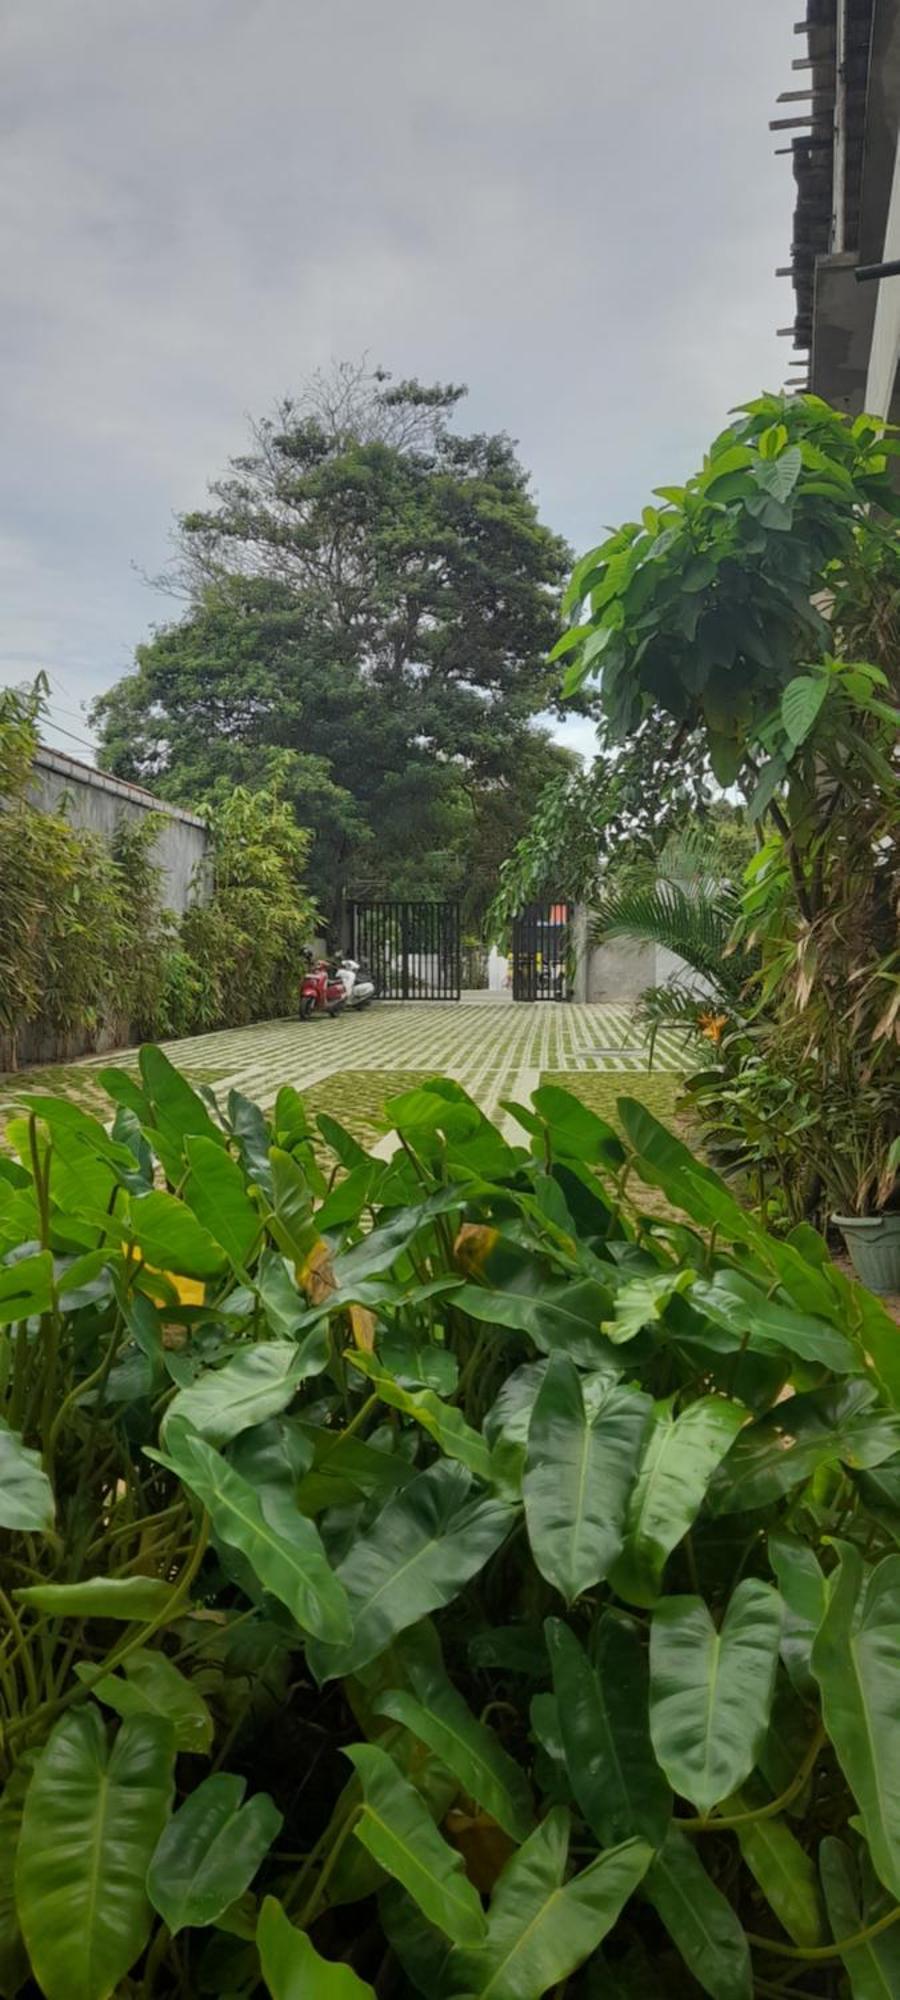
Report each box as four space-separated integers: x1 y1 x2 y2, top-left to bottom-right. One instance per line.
28 746 210 916
2 747 212 1070
571 904 711 1005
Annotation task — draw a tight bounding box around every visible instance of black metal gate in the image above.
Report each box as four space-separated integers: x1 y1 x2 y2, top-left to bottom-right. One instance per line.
512 900 571 1002
350 901 461 1001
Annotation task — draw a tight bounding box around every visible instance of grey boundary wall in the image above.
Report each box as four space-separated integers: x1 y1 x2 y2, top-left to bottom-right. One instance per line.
2 746 211 1069
570 904 711 1005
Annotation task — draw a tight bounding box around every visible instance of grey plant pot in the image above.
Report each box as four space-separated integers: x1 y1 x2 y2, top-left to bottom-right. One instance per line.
833 1212 900 1296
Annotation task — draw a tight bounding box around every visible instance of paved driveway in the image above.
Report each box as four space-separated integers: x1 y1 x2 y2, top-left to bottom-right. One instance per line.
1 995 687 1141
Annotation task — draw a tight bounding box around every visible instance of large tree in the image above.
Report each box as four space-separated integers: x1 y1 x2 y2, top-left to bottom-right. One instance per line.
94 364 572 928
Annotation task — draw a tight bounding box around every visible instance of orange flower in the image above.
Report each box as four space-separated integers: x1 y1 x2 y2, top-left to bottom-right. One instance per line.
697 1010 728 1045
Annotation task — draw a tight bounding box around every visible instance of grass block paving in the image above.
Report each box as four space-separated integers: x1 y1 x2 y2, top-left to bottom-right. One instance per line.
1 999 691 1148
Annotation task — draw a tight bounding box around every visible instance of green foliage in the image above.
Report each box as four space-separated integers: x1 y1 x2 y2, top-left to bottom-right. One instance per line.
181 777 317 1030
556 394 900 1224
93 362 573 931
558 393 899 771
0 1058 899 1995
0 684 317 1065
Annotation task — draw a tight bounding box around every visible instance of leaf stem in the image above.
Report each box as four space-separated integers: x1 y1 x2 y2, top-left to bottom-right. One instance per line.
747 1895 900 1962
679 1724 825 1832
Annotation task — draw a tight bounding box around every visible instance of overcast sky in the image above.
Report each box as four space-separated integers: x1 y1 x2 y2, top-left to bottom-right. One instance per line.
1 0 797 763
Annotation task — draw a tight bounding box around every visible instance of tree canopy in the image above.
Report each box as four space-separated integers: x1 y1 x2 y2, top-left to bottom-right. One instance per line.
94 363 573 929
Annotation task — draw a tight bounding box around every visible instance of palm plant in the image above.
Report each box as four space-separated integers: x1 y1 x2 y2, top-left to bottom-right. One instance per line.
590 822 755 1054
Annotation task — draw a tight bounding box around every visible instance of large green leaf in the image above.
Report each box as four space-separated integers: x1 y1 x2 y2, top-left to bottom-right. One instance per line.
307 1460 516 1682
257 1897 375 1998
0 1251 54 1326
345 1743 486 1946
649 1581 782 1813
768 1532 827 1698
603 1270 696 1345
374 1655 533 1843
529 1085 625 1166
690 1271 858 1375
295 1427 414 1514
183 1134 260 1267
16 1707 174 2000
811 1544 900 1899
523 1357 650 1603
138 1044 224 1154
644 1824 752 2000
610 1396 745 1607
162 1339 327 1447
782 670 829 747
820 1837 900 1999
0 1417 54 1532
127 1189 226 1280
546 1614 671 1848
731 1792 824 1947
616 1099 754 1241
347 1351 493 1483
15 1575 180 1621
149 1428 351 1645
453 1277 620 1369
75 1647 213 1755
0 1765 30 1999
444 1807 651 1999
147 1771 282 1934
710 1382 900 1516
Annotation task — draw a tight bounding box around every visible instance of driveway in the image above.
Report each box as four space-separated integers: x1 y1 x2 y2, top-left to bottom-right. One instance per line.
1 996 688 1145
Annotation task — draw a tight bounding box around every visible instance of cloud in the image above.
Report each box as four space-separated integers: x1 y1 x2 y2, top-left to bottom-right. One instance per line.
0 0 797 755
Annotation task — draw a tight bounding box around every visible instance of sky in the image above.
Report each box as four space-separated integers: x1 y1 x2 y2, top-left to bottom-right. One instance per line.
1 0 798 765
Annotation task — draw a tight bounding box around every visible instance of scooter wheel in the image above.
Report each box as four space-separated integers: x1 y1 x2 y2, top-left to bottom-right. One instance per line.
298 997 315 1021
327 1006 344 1019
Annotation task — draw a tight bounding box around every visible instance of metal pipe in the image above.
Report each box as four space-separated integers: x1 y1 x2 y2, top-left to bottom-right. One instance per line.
833 0 848 252
854 258 900 283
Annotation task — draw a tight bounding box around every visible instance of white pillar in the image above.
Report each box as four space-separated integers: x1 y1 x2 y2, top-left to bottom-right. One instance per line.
865 134 900 418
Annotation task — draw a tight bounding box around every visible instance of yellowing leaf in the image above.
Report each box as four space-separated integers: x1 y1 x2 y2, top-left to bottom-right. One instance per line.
298 1238 336 1305
349 1303 376 1352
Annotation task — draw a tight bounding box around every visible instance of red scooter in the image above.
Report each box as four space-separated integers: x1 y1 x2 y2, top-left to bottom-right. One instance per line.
299 959 345 1020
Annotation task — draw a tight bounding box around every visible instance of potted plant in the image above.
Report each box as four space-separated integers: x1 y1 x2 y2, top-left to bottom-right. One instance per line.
828 1119 900 1296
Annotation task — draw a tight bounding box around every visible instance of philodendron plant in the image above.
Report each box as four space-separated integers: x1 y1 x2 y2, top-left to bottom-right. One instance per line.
1 1050 900 1997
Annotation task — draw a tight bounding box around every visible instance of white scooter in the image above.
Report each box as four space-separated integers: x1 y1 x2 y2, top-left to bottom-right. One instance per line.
335 957 377 1010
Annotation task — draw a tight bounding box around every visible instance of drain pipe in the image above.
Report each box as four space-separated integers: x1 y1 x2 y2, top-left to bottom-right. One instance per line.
832 0 847 253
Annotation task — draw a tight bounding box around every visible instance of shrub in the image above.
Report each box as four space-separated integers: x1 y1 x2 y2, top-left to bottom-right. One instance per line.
0 688 317 1063
1 1058 899 1996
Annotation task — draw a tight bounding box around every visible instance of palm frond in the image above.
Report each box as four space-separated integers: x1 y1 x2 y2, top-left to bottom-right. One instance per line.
590 882 746 1002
